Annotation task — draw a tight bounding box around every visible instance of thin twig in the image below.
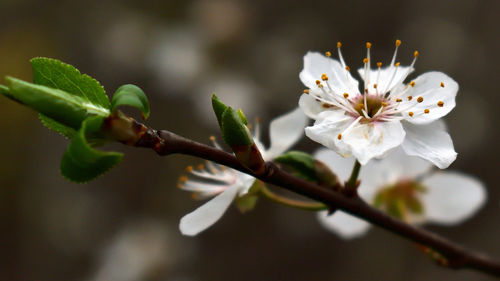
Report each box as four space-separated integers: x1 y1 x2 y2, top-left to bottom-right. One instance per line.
121 118 500 278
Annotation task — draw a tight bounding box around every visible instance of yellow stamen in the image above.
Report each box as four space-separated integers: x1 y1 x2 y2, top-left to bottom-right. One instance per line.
337 133 342 140
377 62 382 67
440 82 445 87
417 96 424 103
321 74 328 81
316 80 321 85
407 96 413 101
178 176 188 183
185 166 193 172
197 164 204 170
303 89 310 94
337 42 342 48
345 66 351 71
410 81 415 87
395 39 401 46
366 42 372 49
437 101 444 107
414 50 419 57
363 58 369 64
343 93 349 98
209 135 216 142
409 112 414 117
373 84 378 89
395 62 400 67
381 102 388 107
424 109 430 114
325 51 332 57
396 98 402 102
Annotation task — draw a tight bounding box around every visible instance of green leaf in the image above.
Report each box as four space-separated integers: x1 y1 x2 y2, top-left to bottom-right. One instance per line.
237 108 247 125
60 116 123 183
39 114 76 139
111 84 150 119
221 107 253 147
211 93 228 127
275 151 317 181
31 57 110 110
5 76 94 128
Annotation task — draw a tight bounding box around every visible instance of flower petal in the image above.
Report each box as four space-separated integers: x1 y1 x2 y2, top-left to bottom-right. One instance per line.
265 107 308 160
313 148 355 182
400 72 458 124
317 211 371 239
421 171 486 225
401 120 457 169
300 52 360 95
305 110 354 157
343 121 406 165
358 65 413 94
298 93 324 119
179 185 239 236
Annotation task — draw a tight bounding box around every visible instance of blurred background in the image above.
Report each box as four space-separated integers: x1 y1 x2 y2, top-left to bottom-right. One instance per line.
1 0 499 280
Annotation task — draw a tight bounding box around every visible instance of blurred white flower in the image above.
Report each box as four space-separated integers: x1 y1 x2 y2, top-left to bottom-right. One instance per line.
178 108 308 236
299 41 457 168
315 148 486 239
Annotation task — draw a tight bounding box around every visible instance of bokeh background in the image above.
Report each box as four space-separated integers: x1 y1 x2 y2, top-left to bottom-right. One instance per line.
1 0 499 280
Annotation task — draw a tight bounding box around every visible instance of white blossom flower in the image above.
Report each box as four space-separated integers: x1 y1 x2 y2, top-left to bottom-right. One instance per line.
299 40 457 168
178 108 308 236
315 147 486 239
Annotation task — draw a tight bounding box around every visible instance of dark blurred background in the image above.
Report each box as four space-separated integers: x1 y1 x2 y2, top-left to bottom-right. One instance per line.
1 0 499 280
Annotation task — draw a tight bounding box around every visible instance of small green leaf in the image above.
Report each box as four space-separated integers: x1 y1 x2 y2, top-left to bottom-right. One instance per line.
237 108 247 125
275 151 316 181
211 93 228 127
39 114 76 139
31 57 110 110
5 76 92 128
221 107 253 147
111 84 150 119
60 116 123 183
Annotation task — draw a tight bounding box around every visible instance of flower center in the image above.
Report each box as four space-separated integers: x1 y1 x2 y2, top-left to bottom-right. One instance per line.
373 180 427 222
352 95 385 118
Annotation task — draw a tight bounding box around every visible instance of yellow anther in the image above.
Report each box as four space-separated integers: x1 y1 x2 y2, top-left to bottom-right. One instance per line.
417 96 424 103
318 84 324 88
373 84 378 89
381 102 388 107
197 164 204 170
322 103 333 108
410 81 415 87
364 88 368 94
437 101 444 107
440 82 445 87
363 58 369 64
337 133 342 140
321 73 328 81
209 135 216 141
407 96 413 101
316 80 321 85
303 89 310 94
424 109 430 114
395 39 402 47
409 112 414 117
325 51 332 57
337 42 342 48
343 93 349 98
366 42 372 49
345 66 351 71
178 176 188 183
377 62 382 67
396 98 402 102
185 166 193 172
414 50 419 58
395 62 400 67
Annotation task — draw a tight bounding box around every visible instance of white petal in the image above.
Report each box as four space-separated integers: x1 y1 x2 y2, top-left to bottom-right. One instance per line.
366 148 433 184
401 120 457 169
300 52 360 95
400 72 458 124
265 107 308 160
305 110 354 157
358 65 413 94
421 171 486 225
343 121 406 165
317 211 371 239
313 148 355 182
298 93 324 120
179 185 239 236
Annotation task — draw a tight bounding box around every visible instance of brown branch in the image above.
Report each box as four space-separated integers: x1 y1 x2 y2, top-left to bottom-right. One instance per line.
120 117 500 278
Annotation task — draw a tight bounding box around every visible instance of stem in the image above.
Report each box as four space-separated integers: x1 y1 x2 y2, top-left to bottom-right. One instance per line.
120 119 500 278
345 160 361 196
259 185 327 211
